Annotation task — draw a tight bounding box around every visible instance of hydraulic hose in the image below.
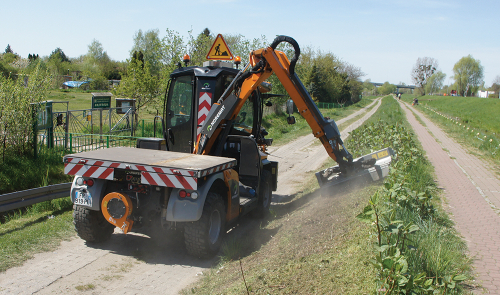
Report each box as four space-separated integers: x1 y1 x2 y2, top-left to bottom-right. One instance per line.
269 35 300 75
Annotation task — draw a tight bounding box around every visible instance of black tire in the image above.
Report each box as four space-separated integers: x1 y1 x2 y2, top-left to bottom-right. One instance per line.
184 192 226 258
73 205 114 243
251 170 272 218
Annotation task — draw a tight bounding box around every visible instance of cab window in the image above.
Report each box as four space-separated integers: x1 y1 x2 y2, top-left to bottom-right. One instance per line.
233 96 254 135
169 75 192 127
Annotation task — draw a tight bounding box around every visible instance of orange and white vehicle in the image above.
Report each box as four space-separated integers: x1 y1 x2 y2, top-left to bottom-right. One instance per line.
65 35 392 257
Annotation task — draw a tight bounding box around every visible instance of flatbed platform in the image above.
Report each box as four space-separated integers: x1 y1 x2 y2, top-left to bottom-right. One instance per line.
63 147 237 190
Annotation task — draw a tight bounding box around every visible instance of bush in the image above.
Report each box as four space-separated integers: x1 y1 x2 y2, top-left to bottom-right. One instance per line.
0 64 51 161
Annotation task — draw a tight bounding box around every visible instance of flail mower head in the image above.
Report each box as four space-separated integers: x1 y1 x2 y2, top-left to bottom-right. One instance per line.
315 147 394 195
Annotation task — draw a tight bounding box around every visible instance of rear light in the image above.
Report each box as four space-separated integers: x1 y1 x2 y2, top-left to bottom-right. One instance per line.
84 179 95 187
179 190 197 199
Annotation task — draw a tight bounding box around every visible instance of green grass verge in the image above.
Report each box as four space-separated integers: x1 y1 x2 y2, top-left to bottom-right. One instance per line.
263 96 376 146
349 96 473 293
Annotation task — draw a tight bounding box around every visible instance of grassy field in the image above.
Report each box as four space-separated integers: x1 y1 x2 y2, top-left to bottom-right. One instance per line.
184 172 380 294
402 94 500 173
411 95 500 135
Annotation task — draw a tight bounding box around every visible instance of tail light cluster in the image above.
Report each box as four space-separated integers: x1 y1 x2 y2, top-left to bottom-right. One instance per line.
76 177 94 187
178 190 199 200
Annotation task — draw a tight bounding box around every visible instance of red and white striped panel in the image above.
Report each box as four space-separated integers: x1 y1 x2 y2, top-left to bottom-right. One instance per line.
141 171 198 190
65 157 196 178
197 92 212 136
64 159 114 180
64 157 237 190
200 162 236 177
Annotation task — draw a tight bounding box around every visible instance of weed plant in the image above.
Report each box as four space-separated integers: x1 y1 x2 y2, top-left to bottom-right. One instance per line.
348 97 472 294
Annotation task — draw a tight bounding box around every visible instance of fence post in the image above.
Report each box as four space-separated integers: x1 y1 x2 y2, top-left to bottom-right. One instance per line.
109 108 112 135
64 110 69 149
142 119 144 137
131 106 135 137
32 104 38 159
69 133 73 153
106 135 109 148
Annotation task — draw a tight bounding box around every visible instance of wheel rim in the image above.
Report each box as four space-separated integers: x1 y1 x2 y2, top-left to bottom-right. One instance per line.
208 209 221 245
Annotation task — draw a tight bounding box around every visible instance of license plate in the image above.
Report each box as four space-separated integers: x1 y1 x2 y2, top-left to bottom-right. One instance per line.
75 189 92 207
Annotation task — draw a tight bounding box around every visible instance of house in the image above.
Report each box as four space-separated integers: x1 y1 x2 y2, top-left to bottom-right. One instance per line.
478 90 495 98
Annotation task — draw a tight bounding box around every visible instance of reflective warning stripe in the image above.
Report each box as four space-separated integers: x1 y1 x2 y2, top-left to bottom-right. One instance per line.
197 92 212 136
64 156 234 190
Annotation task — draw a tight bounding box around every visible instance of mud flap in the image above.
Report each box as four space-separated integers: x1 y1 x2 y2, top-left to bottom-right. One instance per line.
315 147 394 194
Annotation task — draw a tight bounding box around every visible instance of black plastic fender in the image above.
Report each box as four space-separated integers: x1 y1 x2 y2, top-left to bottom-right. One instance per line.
165 171 226 222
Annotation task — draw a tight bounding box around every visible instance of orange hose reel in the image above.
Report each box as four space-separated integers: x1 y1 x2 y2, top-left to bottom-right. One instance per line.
101 192 134 234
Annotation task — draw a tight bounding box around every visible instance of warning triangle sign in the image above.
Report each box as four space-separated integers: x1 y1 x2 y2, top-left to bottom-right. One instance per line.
206 34 234 60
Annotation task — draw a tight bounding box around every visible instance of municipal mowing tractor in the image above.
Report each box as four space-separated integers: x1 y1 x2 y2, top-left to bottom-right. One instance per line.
64 35 393 257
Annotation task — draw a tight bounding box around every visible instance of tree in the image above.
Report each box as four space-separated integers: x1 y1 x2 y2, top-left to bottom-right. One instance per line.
49 48 70 63
131 29 163 75
488 76 500 98
187 28 213 66
411 57 438 95
113 58 160 118
363 79 375 95
5 44 13 54
377 82 396 95
453 55 484 97
425 71 446 95
79 39 116 89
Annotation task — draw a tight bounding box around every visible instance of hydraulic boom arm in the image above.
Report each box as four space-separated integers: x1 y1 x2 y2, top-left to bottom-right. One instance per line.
196 36 364 173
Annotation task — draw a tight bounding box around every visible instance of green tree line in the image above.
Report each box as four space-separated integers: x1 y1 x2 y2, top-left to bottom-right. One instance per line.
2 29 367 110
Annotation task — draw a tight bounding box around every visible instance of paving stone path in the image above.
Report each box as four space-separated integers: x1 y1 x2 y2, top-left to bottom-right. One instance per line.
398 99 500 294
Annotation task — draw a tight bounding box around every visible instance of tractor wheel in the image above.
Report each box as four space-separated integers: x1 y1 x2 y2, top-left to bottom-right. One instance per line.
184 192 226 258
251 170 272 218
73 205 114 243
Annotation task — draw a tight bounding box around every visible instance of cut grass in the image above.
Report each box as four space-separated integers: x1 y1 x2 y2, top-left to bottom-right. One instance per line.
184 172 380 294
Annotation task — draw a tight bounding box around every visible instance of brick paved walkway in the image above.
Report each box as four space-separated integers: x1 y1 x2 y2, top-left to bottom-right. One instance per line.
398 99 500 294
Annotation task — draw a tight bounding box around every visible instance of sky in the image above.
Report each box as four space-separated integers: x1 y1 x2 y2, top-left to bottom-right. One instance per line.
2 0 499 87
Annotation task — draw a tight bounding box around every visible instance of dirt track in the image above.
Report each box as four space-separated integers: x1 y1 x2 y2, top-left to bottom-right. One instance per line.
0 98 381 295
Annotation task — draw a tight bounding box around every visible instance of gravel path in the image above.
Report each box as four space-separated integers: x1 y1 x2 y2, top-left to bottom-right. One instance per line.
398 99 500 294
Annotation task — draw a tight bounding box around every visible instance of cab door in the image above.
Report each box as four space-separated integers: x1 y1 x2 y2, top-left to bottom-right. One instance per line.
165 75 194 153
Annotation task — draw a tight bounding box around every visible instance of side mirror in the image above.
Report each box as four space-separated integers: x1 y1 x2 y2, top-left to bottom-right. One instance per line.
286 99 294 115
